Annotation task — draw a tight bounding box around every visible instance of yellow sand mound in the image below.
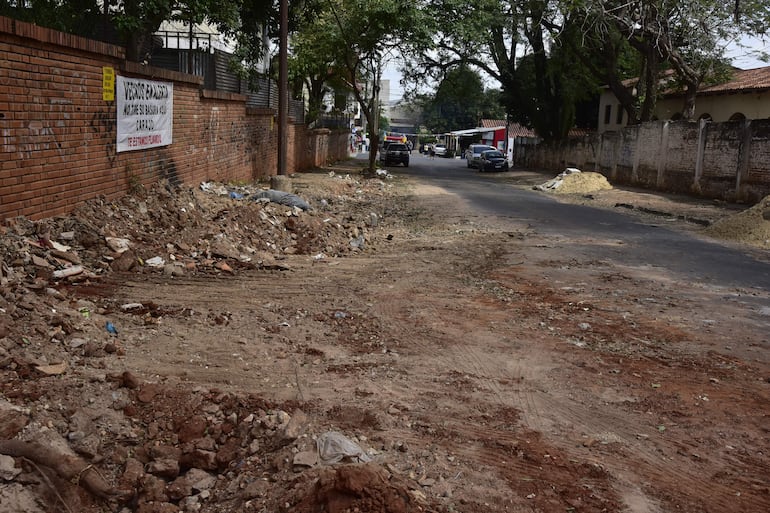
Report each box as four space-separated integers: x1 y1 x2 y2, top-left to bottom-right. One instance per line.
703 195 770 249
535 169 613 194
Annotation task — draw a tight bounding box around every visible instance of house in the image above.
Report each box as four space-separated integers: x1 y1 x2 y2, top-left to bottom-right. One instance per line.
598 66 770 133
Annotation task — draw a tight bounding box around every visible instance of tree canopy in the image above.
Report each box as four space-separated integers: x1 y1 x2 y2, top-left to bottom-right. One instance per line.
2 0 768 141
417 66 504 134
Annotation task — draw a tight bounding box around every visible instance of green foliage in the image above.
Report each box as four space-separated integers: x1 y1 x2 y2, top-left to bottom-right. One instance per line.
0 0 104 38
419 66 504 133
289 0 433 173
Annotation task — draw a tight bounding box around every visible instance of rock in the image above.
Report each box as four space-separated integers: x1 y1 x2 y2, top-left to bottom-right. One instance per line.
178 495 201 512
137 384 163 403
147 459 180 479
0 399 29 438
180 450 218 471
187 468 216 492
121 371 141 389
120 458 145 489
163 264 185 276
177 415 207 443
166 475 193 501
241 479 270 500
111 250 137 271
0 454 21 481
293 450 318 468
215 438 241 468
139 474 170 502
150 444 182 461
278 409 308 445
135 502 180 513
71 433 101 459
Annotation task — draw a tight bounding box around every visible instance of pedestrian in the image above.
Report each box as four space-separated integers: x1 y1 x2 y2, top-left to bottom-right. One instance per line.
429 146 435 159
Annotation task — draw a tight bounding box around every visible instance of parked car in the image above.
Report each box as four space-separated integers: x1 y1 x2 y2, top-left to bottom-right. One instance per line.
465 144 496 168
476 149 509 172
379 143 410 167
432 143 448 157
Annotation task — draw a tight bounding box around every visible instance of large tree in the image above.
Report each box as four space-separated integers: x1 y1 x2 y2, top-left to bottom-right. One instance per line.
564 0 769 121
407 0 585 141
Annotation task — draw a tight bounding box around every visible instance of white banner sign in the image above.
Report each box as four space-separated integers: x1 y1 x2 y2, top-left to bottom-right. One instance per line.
116 76 173 152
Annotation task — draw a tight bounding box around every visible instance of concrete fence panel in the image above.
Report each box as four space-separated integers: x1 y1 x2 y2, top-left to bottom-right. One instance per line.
519 117 770 204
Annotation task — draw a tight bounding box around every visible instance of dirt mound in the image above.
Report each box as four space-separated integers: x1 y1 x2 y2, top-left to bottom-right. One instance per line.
535 169 613 194
0 169 425 513
289 463 418 513
702 194 770 248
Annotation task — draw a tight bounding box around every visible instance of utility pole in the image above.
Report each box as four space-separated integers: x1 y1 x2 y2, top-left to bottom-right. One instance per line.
277 0 288 176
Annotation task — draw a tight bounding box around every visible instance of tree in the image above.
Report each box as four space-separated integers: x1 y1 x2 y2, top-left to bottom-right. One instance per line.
572 0 770 120
418 66 504 133
0 0 104 39
407 0 587 141
304 0 433 174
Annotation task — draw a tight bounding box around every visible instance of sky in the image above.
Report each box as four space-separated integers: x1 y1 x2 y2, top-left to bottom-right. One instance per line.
725 35 769 70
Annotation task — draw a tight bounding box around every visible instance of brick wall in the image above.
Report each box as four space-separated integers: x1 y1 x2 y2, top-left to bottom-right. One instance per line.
0 17 349 222
518 119 770 203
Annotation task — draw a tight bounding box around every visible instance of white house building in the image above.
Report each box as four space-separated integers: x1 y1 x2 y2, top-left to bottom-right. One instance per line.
598 66 770 133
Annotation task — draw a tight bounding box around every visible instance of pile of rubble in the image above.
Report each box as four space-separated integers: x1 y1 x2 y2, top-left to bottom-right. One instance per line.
0 170 425 513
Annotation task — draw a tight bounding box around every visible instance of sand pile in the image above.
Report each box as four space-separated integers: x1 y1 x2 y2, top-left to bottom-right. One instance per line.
535 168 613 194
703 195 770 249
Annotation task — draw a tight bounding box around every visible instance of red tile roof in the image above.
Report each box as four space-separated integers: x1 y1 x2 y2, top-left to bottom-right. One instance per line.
480 119 506 128
617 66 770 96
507 123 537 138
696 66 770 94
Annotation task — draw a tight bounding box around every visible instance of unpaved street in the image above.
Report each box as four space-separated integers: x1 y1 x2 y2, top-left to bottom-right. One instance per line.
1 160 768 513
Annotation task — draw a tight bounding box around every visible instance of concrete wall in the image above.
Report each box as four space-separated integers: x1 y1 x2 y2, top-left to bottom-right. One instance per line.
519 119 770 203
0 17 349 222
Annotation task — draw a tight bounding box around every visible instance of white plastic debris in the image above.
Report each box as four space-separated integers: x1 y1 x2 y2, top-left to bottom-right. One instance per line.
316 431 372 465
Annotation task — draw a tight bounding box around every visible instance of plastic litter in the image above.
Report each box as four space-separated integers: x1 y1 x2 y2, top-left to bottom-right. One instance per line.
316 431 371 465
251 189 311 211
52 265 83 279
145 256 166 267
105 321 118 335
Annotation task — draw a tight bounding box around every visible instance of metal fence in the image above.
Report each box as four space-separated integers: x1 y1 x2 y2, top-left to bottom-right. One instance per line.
150 46 305 124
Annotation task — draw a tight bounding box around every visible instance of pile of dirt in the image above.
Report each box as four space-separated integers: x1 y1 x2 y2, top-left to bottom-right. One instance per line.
0 168 438 513
534 168 613 194
702 194 770 248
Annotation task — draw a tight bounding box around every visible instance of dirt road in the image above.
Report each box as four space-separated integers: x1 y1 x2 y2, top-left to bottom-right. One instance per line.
1 161 768 513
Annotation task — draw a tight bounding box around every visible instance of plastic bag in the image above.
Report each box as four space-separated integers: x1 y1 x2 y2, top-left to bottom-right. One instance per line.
251 189 311 211
316 431 372 465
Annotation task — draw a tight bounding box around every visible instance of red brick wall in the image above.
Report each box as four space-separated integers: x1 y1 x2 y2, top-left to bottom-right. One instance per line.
0 17 349 222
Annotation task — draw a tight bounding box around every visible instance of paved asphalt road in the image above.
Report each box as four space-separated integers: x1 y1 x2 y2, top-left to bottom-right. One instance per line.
359 151 770 294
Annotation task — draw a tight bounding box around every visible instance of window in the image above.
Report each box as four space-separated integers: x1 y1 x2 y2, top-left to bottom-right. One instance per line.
616 105 624 124
604 105 612 125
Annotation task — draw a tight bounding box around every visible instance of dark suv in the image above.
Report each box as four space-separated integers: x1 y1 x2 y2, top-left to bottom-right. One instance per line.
379 143 410 167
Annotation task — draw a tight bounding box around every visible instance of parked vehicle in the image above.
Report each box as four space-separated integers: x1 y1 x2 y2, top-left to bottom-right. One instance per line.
476 149 509 172
464 144 496 168
433 143 448 157
379 143 410 167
